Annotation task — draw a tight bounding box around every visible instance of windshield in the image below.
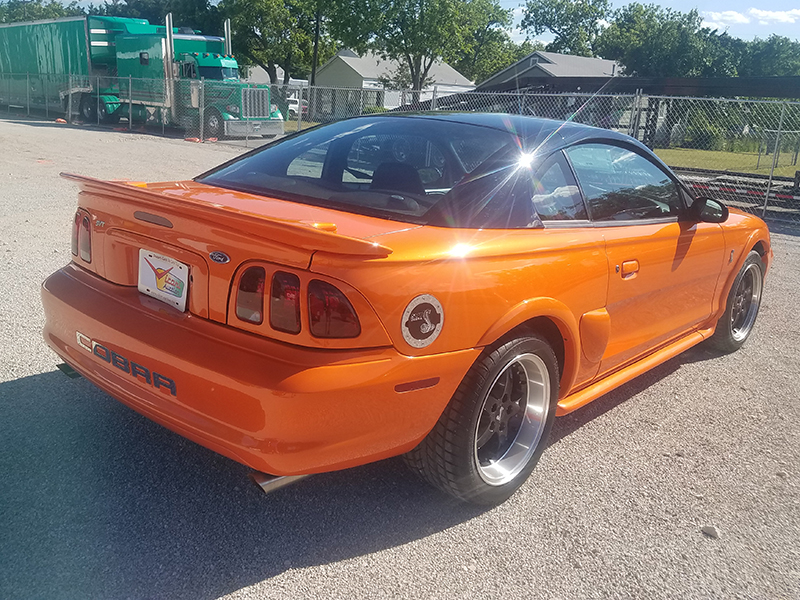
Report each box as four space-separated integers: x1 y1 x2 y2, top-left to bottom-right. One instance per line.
197 116 558 228
198 66 239 81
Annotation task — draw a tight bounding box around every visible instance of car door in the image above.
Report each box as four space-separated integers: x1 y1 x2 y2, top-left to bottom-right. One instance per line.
565 142 726 377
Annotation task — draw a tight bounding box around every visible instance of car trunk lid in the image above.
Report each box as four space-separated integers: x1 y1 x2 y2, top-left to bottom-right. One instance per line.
63 174 395 324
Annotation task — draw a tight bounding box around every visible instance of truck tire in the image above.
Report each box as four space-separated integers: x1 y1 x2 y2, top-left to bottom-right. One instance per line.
99 101 120 125
79 94 97 123
204 108 223 139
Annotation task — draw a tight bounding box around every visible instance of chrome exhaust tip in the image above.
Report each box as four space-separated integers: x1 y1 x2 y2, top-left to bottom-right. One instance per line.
250 472 307 495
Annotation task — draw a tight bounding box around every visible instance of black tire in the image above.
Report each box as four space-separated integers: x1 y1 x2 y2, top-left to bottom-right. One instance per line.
405 334 559 505
204 108 223 138
708 250 764 353
79 94 97 123
99 101 120 124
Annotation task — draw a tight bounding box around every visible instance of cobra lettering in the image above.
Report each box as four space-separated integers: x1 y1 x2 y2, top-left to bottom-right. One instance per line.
76 332 177 396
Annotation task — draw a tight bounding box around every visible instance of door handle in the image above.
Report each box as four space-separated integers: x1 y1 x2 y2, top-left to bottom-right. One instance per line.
620 260 639 278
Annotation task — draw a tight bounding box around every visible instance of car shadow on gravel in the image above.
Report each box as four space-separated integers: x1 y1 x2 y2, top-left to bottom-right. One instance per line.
0 370 487 600
0 343 732 599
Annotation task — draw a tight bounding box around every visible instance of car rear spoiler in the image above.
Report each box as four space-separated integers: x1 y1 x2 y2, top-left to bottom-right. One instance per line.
61 173 393 258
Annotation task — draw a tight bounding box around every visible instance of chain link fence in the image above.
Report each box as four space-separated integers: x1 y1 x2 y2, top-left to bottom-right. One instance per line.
2 72 799 226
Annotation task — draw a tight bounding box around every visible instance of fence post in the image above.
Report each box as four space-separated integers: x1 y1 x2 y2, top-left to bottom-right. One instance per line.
67 74 73 123
632 90 644 140
128 75 133 130
26 73 30 116
45 75 49 119
199 78 205 141
762 102 787 218
626 91 634 136
296 86 302 131
431 85 438 111
96 75 100 125
627 90 638 137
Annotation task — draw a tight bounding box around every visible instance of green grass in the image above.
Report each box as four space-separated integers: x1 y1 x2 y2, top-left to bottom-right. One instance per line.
655 147 800 178
283 120 320 133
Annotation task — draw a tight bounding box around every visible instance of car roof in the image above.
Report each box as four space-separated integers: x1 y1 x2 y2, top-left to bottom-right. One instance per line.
370 111 649 156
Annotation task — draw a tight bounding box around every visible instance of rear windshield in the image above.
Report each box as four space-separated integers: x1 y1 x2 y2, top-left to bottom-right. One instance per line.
198 116 559 228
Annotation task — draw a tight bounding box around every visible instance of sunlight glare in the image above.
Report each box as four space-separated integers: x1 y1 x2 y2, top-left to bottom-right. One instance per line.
450 243 474 258
518 153 535 169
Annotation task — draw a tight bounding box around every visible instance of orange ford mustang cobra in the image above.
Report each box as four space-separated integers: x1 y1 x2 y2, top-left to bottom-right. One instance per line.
42 114 771 504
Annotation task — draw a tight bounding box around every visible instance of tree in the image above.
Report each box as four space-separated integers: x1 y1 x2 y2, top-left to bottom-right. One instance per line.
0 0 83 22
740 35 800 77
220 0 320 84
86 0 222 35
444 0 546 84
447 0 510 81
330 0 499 96
520 0 608 57
595 3 740 78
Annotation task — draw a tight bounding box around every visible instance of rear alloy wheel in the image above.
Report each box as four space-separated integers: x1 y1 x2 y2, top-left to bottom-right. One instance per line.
708 250 764 353
405 335 559 505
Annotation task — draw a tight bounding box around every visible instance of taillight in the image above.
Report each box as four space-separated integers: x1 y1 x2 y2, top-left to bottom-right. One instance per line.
270 271 301 334
79 215 91 263
71 212 80 256
308 280 360 338
236 266 266 324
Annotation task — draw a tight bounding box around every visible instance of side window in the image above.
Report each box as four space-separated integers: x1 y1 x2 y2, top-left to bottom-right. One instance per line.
286 141 330 179
531 153 587 221
566 144 680 221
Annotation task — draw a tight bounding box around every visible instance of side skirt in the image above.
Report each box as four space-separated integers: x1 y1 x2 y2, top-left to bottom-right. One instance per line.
555 326 714 416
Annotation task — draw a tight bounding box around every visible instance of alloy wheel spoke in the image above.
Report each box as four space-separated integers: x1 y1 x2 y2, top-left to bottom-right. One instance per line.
476 420 495 448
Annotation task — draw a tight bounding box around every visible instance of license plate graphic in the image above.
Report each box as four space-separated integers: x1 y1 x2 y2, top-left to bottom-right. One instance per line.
137 249 189 311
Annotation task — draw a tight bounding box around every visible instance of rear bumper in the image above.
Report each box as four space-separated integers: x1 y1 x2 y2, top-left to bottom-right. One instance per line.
42 264 478 475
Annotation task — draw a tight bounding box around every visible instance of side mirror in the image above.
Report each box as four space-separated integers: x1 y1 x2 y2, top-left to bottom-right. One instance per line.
688 196 729 223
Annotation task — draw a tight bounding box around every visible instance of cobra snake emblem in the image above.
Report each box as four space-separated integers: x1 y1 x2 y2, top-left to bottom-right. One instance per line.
419 309 436 334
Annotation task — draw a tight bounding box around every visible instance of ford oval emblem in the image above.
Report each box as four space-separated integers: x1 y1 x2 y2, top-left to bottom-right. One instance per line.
209 251 230 264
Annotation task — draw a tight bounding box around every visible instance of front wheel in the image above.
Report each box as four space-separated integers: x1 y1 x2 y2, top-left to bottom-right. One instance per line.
203 108 223 138
708 250 764 353
405 335 559 505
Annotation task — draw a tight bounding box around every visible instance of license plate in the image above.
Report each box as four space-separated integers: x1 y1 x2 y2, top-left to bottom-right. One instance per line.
138 249 189 312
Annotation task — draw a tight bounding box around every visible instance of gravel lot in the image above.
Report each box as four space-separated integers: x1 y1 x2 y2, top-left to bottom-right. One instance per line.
1 117 798 600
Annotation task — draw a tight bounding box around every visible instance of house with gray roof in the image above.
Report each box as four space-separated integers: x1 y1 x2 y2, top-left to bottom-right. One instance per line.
477 51 621 90
315 49 474 109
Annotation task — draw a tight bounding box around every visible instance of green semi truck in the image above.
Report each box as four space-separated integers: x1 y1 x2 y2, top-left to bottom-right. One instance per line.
0 14 283 137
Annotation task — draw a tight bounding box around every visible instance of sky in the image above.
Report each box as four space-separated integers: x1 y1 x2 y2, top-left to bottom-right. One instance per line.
501 1 800 43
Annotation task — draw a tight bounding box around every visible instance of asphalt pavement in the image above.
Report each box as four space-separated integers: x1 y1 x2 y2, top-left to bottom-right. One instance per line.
0 117 798 600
